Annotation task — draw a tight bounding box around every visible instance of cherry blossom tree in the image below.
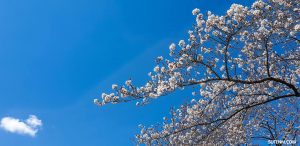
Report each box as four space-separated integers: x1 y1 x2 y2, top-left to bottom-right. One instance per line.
94 0 300 145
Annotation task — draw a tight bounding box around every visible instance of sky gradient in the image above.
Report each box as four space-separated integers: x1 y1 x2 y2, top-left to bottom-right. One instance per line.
0 0 253 145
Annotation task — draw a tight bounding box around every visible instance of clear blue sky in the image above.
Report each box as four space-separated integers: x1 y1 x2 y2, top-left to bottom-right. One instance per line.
0 0 253 145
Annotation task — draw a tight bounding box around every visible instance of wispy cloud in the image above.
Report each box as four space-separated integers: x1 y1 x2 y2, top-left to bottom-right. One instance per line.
0 115 42 137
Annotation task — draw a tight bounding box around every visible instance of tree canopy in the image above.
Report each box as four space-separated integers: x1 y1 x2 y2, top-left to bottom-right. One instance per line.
95 0 300 145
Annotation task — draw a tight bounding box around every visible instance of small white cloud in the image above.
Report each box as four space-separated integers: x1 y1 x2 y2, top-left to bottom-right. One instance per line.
26 115 42 128
0 115 42 137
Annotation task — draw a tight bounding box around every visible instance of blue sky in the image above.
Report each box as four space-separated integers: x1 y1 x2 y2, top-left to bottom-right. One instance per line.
0 0 253 145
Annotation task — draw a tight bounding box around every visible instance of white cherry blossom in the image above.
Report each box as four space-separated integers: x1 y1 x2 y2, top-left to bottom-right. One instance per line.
95 0 300 145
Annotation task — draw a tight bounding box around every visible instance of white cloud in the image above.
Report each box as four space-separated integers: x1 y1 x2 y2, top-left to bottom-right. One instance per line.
26 115 42 128
0 115 42 137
